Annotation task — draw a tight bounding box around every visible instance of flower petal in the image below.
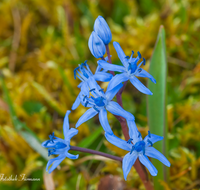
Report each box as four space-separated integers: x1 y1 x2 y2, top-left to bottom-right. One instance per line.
42 138 65 148
65 150 79 159
105 133 132 151
80 82 90 96
113 42 128 67
135 68 156 83
145 147 170 167
76 108 98 128
72 94 81 110
144 134 163 146
77 82 83 88
97 60 125 72
122 152 138 180
129 76 153 95
127 120 141 144
63 111 71 139
105 83 123 101
107 73 129 91
87 77 101 91
99 109 113 134
46 154 66 173
66 128 79 141
88 31 106 58
139 155 158 176
93 72 113 82
94 15 112 45
106 101 134 120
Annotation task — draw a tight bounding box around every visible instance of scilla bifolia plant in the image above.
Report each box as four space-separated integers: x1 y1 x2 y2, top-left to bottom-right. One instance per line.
42 15 170 189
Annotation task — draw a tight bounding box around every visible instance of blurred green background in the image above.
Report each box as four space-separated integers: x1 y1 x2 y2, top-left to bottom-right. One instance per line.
0 0 200 189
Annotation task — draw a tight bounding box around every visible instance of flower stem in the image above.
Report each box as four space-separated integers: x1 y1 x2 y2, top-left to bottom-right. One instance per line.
105 45 115 76
70 146 122 162
105 45 154 190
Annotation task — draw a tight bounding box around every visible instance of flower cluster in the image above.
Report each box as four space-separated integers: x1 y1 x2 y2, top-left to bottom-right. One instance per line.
105 120 170 180
42 111 78 173
42 15 170 180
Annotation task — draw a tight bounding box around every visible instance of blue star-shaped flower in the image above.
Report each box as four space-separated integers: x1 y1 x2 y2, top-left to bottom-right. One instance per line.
105 120 170 180
75 78 135 134
97 42 156 95
72 61 113 110
42 110 78 173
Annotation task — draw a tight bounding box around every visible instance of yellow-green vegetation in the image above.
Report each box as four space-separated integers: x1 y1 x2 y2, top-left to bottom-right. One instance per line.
0 0 200 189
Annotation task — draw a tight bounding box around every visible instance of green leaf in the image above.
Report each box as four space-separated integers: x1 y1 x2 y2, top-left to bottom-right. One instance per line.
0 76 48 160
77 127 103 148
147 26 168 189
20 131 49 160
22 100 44 115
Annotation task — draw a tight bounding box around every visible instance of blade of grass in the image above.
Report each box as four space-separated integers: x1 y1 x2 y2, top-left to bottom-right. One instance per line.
57 64 76 96
0 76 48 160
147 25 168 190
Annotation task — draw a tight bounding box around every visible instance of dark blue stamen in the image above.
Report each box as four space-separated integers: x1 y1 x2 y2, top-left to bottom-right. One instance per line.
148 131 151 138
142 58 146 65
73 67 79 79
49 132 55 143
130 146 135 154
127 138 133 144
81 60 87 67
48 149 55 157
83 96 87 101
147 139 153 147
99 88 104 92
137 51 141 59
44 140 50 146
131 50 134 55
128 63 131 71
89 88 95 92
85 101 89 107
138 68 142 72
125 55 130 59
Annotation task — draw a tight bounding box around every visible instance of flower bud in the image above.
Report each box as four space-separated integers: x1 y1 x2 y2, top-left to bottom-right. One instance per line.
94 16 112 45
88 31 106 58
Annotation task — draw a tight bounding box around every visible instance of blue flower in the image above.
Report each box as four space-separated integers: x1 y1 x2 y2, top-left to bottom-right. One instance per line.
94 16 112 45
42 111 78 173
105 120 170 180
97 42 156 95
75 78 135 134
72 61 113 110
88 31 106 58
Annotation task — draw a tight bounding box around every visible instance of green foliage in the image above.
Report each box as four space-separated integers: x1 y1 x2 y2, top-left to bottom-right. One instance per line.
147 26 168 190
78 127 103 148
